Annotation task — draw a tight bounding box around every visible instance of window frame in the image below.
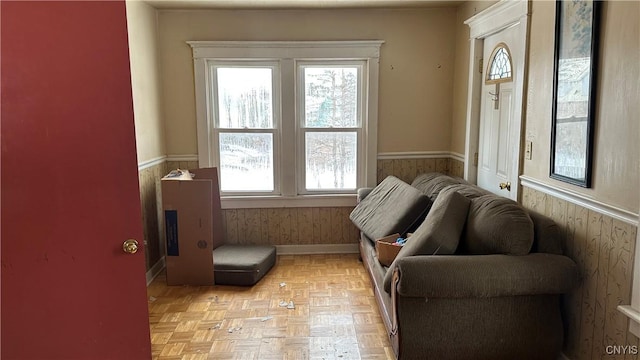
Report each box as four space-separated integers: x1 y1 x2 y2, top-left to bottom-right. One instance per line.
188 41 383 208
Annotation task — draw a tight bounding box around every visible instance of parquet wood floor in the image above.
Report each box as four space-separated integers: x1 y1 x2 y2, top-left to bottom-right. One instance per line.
147 254 395 360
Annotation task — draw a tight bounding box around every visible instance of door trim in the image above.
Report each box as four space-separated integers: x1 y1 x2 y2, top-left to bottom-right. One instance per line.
463 0 529 201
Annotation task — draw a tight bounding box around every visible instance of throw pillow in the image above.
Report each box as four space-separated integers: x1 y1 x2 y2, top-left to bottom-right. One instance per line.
383 186 471 293
350 176 431 241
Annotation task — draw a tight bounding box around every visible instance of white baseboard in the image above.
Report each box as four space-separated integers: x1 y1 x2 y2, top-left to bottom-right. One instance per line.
275 244 359 255
146 256 166 286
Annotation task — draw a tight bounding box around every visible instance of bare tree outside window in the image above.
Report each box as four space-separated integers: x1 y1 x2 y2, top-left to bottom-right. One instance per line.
303 67 359 190
216 67 274 191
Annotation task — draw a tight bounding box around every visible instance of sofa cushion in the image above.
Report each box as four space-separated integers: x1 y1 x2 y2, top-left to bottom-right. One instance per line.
411 173 466 201
461 195 534 255
383 186 471 293
350 176 431 241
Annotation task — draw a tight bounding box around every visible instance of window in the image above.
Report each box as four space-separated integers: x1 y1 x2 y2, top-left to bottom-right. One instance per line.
299 63 362 193
212 65 278 193
189 41 382 207
486 43 513 83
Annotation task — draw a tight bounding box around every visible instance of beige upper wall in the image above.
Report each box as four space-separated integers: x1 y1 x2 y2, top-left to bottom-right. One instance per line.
523 0 639 213
157 8 457 155
126 1 166 163
450 0 496 155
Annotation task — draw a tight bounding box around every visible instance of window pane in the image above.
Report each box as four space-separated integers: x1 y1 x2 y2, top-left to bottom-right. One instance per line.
487 46 512 81
219 133 273 191
216 68 273 128
304 67 358 128
305 132 357 190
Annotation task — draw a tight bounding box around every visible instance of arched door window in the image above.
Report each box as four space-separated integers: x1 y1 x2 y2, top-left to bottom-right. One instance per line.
485 43 513 109
486 43 513 83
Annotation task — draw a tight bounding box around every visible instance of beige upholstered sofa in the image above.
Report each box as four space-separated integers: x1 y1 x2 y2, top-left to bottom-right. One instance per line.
350 173 578 359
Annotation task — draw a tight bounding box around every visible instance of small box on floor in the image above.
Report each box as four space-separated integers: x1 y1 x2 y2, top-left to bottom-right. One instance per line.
375 233 403 267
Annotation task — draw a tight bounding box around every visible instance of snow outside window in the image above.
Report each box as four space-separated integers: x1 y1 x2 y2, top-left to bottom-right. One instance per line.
189 41 382 206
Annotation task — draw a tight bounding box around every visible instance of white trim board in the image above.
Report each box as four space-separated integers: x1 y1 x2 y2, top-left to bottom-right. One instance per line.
377 151 465 161
138 155 167 171
146 256 166 286
167 152 466 162
520 175 639 226
276 244 359 255
166 154 199 162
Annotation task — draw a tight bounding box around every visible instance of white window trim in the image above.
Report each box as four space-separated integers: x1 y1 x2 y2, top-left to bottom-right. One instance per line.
188 40 383 208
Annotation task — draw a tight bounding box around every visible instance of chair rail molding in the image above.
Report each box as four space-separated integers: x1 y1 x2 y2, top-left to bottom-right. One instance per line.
520 175 639 226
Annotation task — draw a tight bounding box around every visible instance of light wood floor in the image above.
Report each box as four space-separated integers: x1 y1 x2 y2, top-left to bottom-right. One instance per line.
147 254 395 360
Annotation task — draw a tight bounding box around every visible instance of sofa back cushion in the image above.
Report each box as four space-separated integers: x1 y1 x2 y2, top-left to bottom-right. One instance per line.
440 183 491 199
411 173 466 201
383 186 471 293
460 195 534 255
350 176 431 241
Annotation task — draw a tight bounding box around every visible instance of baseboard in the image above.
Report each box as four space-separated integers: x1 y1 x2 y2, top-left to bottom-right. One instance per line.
146 256 166 286
275 244 359 255
559 352 570 360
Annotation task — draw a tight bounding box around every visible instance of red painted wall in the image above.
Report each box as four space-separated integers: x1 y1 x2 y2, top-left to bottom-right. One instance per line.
1 1 150 358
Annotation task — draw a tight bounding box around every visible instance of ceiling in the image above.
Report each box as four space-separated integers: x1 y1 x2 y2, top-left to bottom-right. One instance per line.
144 0 463 10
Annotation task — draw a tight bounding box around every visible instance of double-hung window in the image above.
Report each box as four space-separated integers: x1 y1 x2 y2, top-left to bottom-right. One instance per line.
299 62 363 193
189 41 382 207
212 63 279 194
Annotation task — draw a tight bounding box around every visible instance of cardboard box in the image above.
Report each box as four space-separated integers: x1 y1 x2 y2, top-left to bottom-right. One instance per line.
162 168 225 285
375 233 403 267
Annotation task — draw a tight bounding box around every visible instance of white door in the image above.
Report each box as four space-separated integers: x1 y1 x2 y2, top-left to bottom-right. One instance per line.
477 26 521 199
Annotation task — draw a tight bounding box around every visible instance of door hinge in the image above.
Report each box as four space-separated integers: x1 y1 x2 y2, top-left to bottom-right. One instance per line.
473 152 479 166
479 58 483 74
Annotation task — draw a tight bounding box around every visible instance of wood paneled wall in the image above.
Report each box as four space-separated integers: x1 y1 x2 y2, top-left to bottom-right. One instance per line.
521 186 639 359
138 157 464 265
377 157 464 184
221 208 359 246
138 162 167 271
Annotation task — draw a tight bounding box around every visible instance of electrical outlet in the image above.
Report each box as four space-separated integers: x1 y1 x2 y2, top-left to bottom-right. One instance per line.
525 141 533 160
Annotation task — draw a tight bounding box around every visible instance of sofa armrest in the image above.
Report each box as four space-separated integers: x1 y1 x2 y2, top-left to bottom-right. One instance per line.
394 253 578 298
356 187 374 203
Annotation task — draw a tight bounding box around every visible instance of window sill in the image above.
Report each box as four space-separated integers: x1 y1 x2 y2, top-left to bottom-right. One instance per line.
220 194 357 209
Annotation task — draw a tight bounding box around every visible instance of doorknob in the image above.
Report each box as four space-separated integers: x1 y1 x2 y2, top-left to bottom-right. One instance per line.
499 182 511 191
123 239 139 254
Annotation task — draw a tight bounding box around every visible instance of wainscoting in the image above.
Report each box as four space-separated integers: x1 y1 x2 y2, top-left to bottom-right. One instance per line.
521 186 639 359
221 207 359 246
139 156 464 271
138 161 167 272
376 156 464 184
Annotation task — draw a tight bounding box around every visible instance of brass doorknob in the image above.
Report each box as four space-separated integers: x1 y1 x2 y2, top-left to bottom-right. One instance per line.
123 239 139 254
499 182 511 191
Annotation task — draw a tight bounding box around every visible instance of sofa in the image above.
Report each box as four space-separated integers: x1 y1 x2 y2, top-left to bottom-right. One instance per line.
350 173 578 360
